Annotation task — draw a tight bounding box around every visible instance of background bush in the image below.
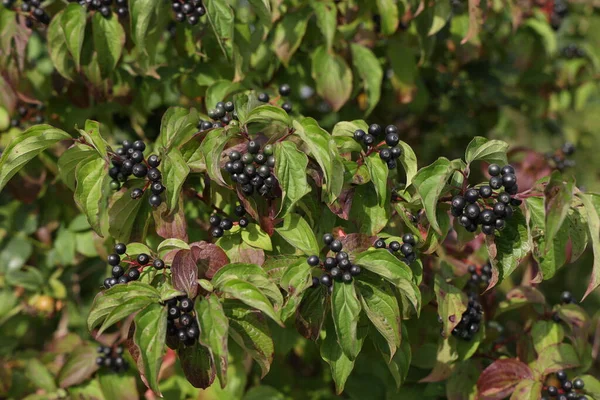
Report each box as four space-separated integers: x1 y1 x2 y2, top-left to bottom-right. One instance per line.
1 0 600 399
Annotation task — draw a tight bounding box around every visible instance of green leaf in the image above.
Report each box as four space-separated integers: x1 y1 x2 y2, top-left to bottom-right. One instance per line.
157 238 190 257
356 275 402 358
350 44 382 116
25 359 57 393
58 146 97 191
434 274 468 338
365 152 389 210
205 0 234 60
98 296 154 335
274 141 311 216
531 320 564 354
486 207 531 285
397 141 418 186
155 107 199 152
87 282 160 331
271 7 310 66
295 285 327 340
331 281 362 360
311 46 353 112
376 0 399 35
511 380 542 400
98 370 139 400
428 0 452 36
248 0 271 27
60 4 87 70
74 156 109 234
162 148 190 214
531 343 580 377
197 294 229 387
218 278 282 325
446 360 478 400
224 300 274 377
200 127 236 187
92 12 125 78
213 264 281 307
275 213 320 256
129 0 159 53
464 136 509 166
241 223 273 251
108 180 152 243
543 173 575 251
57 345 99 388
350 181 390 235
279 259 312 320
232 92 262 126
294 117 344 202
413 157 464 234
311 1 336 50
577 193 600 300
0 125 71 192
123 242 154 257
80 120 109 159
579 375 600 399
47 12 75 80
205 80 238 113
245 105 291 127
132 303 167 396
524 16 557 55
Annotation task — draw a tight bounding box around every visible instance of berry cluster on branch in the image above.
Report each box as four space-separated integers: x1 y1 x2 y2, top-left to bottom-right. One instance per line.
546 143 576 172
354 124 403 170
223 142 278 198
373 233 417 264
2 0 50 27
4 103 45 131
103 243 166 288
166 296 199 346
209 205 249 238
542 370 585 400
95 345 128 372
67 0 128 18
170 0 205 26
308 234 362 291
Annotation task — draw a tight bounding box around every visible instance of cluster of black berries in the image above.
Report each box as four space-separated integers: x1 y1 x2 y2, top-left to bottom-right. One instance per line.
198 100 236 131
108 140 165 207
550 0 568 31
466 262 492 289
209 205 250 238
373 234 417 264
542 371 586 400
2 0 50 27
170 0 204 25
223 141 278 197
308 234 362 291
256 84 293 113
441 292 483 342
68 0 128 18
103 243 167 289
353 124 403 170
4 103 44 131
561 44 585 60
96 345 128 372
546 143 576 172
166 296 199 346
452 164 522 235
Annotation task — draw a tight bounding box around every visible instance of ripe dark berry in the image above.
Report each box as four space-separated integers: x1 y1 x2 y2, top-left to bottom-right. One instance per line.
562 142 575 155
479 209 495 224
220 218 233 230
239 217 249 228
354 129 366 141
114 243 127 255
386 159 397 169
547 386 558 396
257 165 270 178
385 125 398 134
363 134 375 146
234 205 246 217
385 133 400 147
224 101 234 112
117 276 129 284
177 329 188 342
368 238 386 250
148 155 160 168
266 156 276 168
324 257 337 270
247 141 260 154
108 254 120 266
279 84 291 96
402 233 416 245
389 241 401 252
488 164 501 176
147 168 162 182
209 215 221 227
137 253 150 265
96 357 104 365
330 267 341 279
489 176 503 190
153 259 165 270
179 313 193 327
502 173 516 188
211 227 223 238
493 202 506 217
557 370 568 381
229 151 241 161
282 102 292 113
561 291 573 304
481 224 494 235
335 251 348 261
479 185 492 198
127 269 140 281
368 124 382 136
501 165 515 175
133 140 146 151
307 255 320 266
379 148 391 161
338 259 351 270
572 378 584 390
132 163 148 178
149 195 162 207
112 265 124 278
342 272 353 283
201 121 213 131
498 192 511 204
465 204 480 220
464 189 479 203
323 233 334 245
258 93 269 103
452 196 466 210
151 182 165 195
562 380 572 391
179 297 193 312
330 240 343 253
108 277 118 286
104 278 113 289
320 275 332 287
168 306 181 320
400 243 413 256
350 265 361 276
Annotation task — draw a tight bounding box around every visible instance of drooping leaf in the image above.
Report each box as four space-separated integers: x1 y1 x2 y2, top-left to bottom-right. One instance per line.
58 146 97 192
376 0 399 35
48 12 75 80
245 104 291 127
57 345 99 388
311 1 336 50
196 294 228 387
271 7 310 66
275 213 320 256
74 156 109 234
80 120 109 160
92 12 125 78
350 44 382 116
60 4 87 70
132 303 167 396
108 180 152 243
161 148 190 214
575 192 600 300
312 46 353 112
205 0 234 60
200 127 236 187
296 285 327 340
331 281 362 360
464 136 509 167
171 248 200 298
217 278 282 325
177 341 216 389
274 141 311 216
155 107 199 152
434 274 468 338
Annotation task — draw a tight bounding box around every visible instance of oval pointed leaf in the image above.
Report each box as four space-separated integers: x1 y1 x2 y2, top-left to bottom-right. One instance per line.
311 46 353 112
331 282 361 360
132 303 167 396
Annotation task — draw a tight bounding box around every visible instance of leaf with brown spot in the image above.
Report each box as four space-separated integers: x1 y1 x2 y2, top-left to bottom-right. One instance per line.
476 359 533 400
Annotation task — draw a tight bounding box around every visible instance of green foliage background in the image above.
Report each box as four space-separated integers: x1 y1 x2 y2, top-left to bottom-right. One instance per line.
1 0 600 399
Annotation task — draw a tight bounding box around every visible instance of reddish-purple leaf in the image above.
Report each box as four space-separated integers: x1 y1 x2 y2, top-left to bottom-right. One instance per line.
338 233 374 255
477 359 533 400
153 200 189 241
177 342 216 389
171 249 199 298
57 344 99 388
190 241 229 279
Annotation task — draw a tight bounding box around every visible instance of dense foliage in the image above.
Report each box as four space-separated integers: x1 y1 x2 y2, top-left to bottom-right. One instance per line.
1 0 600 399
